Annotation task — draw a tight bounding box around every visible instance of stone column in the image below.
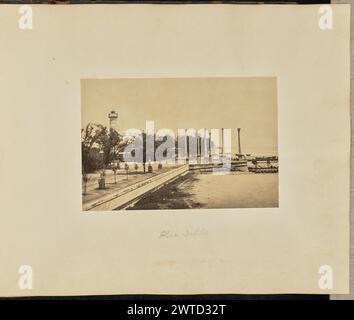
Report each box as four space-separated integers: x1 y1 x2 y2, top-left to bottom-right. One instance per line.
221 128 224 157
199 136 201 157
208 130 212 160
186 133 189 164
237 128 242 155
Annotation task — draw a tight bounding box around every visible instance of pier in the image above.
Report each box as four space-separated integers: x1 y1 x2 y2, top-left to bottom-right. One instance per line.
82 124 278 211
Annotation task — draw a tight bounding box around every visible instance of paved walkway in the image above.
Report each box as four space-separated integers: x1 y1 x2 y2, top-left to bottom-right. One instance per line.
82 164 180 206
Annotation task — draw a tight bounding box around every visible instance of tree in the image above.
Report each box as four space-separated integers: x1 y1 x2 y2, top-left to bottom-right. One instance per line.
81 123 107 193
82 173 90 195
82 123 127 190
124 163 129 180
81 123 106 174
96 127 121 169
127 132 148 173
111 163 118 184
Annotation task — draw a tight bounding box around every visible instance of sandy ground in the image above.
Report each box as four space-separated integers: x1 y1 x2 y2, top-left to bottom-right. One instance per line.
83 163 178 193
127 172 279 210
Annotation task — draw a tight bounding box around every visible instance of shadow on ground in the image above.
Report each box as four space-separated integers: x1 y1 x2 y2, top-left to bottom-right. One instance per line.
126 172 202 210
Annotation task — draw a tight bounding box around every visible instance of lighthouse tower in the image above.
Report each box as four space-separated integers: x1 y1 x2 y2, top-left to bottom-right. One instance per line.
108 110 118 131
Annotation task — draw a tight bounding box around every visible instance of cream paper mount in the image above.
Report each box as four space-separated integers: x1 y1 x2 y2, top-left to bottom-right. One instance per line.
0 4 350 295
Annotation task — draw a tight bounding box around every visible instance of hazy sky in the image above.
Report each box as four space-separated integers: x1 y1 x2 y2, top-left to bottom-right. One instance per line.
81 77 277 156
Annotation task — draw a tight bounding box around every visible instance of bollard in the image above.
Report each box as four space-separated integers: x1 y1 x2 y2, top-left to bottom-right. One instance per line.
98 178 105 189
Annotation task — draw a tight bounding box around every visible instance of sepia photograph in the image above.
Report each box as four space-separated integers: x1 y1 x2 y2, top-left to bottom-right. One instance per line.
81 77 278 211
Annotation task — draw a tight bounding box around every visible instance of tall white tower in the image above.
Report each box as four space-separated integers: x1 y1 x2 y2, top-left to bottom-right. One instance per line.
108 110 118 131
